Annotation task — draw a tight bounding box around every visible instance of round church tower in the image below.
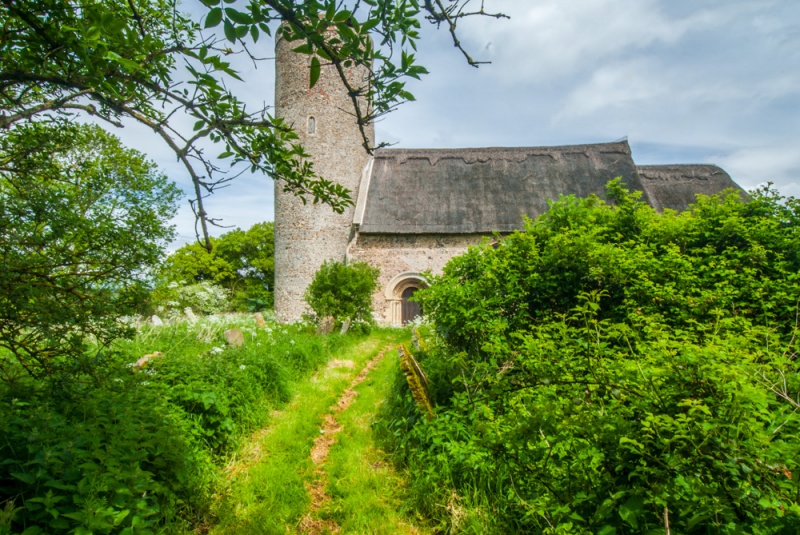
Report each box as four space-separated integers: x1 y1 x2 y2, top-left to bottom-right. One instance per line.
273 35 375 323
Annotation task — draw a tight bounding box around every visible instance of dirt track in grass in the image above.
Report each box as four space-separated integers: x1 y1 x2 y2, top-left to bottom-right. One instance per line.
299 348 388 534
207 333 427 535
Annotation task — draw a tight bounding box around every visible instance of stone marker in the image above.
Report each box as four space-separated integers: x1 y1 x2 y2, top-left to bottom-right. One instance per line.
316 316 334 335
184 307 198 323
339 319 351 335
151 315 163 327
224 328 245 347
134 351 163 370
411 327 421 352
253 312 266 328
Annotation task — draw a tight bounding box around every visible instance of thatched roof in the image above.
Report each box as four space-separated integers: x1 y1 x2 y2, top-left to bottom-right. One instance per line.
353 142 744 234
637 164 744 212
356 141 644 234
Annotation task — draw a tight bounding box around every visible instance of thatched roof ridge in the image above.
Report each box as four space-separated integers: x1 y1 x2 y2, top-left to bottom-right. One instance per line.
637 164 745 212
358 141 645 234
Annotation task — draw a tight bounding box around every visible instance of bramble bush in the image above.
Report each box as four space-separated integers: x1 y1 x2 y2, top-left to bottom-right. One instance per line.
379 182 800 534
0 315 354 534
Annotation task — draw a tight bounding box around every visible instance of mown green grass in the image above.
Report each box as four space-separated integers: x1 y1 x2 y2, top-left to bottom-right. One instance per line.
322 342 431 535
208 329 406 535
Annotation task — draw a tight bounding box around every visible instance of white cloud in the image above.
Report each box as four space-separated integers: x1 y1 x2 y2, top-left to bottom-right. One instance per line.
459 0 728 84
715 144 800 197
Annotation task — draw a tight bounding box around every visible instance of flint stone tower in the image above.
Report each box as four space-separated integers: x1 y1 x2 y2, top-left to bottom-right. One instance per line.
273 35 374 323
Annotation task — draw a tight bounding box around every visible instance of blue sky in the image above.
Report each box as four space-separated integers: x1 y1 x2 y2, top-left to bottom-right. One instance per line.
130 0 800 246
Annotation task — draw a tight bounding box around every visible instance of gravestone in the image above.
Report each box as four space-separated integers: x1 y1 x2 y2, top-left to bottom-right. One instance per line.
224 328 245 347
339 319 351 335
134 351 163 370
254 312 266 328
316 316 334 335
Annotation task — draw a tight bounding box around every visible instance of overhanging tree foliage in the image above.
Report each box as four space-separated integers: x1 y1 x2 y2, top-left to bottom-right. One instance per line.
0 122 180 380
0 0 506 248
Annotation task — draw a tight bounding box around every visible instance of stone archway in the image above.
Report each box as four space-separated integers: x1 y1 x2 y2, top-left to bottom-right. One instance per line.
385 272 427 326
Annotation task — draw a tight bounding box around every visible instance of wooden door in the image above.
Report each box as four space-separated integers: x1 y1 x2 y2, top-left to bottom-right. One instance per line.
401 287 421 324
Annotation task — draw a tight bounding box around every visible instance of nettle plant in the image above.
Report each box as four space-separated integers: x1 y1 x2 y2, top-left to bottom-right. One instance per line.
383 182 800 534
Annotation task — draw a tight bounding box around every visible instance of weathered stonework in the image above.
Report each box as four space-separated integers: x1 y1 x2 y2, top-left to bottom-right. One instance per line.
273 35 374 323
348 233 485 324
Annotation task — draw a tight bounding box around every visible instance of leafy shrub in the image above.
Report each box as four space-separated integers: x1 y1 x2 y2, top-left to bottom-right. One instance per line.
304 260 380 327
0 374 213 534
0 315 356 534
152 280 232 315
0 122 180 379
380 183 800 534
155 222 274 312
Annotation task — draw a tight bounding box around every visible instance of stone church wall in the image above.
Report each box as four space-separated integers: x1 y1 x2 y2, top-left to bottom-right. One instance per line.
273 34 374 323
348 233 486 325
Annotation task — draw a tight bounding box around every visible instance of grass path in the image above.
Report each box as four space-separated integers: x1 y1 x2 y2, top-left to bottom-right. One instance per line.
208 330 427 535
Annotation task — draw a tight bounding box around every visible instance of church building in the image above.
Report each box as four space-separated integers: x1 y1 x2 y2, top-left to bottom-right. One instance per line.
272 37 743 326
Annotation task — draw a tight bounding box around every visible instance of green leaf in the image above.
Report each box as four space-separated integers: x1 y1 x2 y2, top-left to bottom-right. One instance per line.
333 9 352 22
223 20 236 42
104 51 140 71
11 471 35 484
309 56 321 89
292 43 313 55
113 509 131 526
225 8 252 24
205 7 223 28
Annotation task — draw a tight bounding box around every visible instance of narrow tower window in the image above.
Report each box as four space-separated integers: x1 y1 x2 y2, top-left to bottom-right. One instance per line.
307 116 316 134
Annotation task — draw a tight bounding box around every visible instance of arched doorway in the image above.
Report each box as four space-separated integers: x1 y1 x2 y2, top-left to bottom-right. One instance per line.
401 286 422 325
384 272 428 326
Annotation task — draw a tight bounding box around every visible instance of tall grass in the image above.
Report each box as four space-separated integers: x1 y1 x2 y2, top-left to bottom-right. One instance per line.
0 314 357 534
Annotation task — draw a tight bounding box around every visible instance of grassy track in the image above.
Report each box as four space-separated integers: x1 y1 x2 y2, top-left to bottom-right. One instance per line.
208 329 423 535
319 339 430 534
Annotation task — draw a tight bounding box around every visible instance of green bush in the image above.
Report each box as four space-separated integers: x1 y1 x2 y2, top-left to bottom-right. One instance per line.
304 260 380 327
151 280 232 316
379 183 800 534
154 222 274 313
0 315 356 534
0 383 213 534
0 122 180 379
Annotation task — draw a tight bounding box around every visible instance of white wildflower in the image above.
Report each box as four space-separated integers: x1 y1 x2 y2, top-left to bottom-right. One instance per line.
239 364 246 371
